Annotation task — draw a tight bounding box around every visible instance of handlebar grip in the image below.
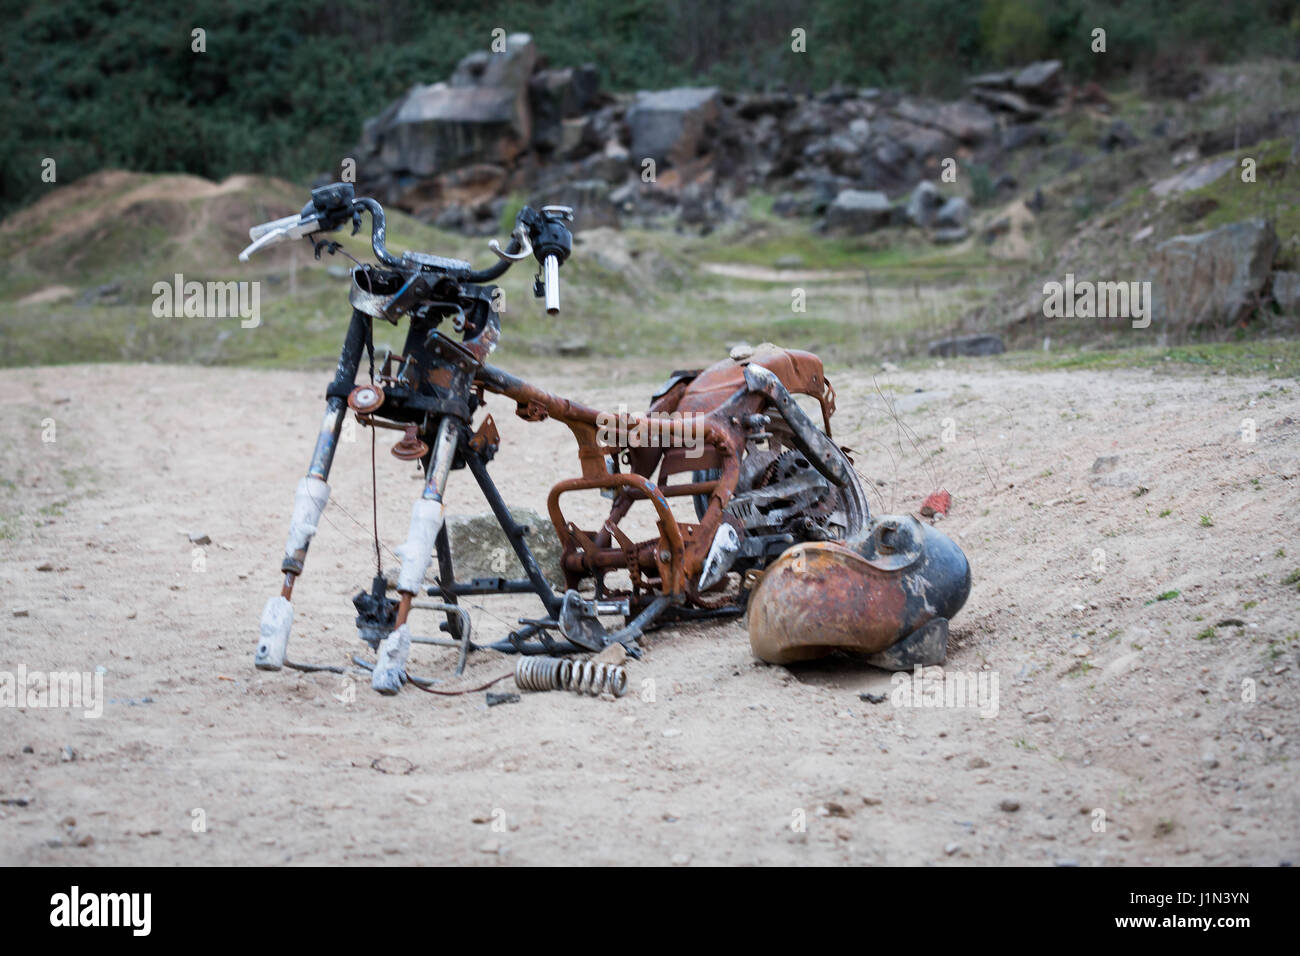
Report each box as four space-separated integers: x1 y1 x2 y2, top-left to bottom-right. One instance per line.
543 254 560 314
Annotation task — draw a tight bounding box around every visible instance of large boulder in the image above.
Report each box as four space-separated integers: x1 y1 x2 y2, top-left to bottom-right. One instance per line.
1271 271 1300 315
447 508 563 585
367 33 536 181
378 84 528 176
965 69 1017 89
965 61 1061 118
528 64 600 153
1150 219 1278 327
825 189 893 233
932 226 970 244
906 180 945 227
892 98 998 145
888 119 953 161
450 32 537 94
624 87 721 168
934 196 970 229
1013 60 1064 102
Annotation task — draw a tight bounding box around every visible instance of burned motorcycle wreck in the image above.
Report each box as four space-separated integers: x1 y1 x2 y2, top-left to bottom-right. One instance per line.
241 182 971 696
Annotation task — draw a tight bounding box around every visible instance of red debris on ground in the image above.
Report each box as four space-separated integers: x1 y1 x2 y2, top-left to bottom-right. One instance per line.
920 489 951 517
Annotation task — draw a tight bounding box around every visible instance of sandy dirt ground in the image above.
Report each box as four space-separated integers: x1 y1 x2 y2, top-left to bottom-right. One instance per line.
1 356 1298 866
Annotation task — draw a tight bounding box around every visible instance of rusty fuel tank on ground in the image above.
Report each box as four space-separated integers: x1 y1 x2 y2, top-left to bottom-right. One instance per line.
746 514 971 668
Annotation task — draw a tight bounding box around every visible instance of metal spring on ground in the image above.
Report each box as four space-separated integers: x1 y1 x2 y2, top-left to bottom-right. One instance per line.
514 656 629 698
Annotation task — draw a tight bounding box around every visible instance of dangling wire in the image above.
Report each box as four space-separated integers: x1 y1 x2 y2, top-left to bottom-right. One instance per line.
371 424 382 577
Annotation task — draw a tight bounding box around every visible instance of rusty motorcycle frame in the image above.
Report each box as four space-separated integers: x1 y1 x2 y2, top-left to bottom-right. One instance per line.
242 183 922 695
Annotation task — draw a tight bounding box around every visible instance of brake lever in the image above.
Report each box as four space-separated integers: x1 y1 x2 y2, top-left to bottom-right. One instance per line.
238 224 293 262
488 226 533 262
238 213 325 262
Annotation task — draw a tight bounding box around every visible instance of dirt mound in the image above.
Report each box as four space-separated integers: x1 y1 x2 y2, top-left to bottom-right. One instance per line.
0 170 306 278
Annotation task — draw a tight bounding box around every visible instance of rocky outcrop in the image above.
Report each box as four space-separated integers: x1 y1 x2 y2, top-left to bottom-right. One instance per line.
965 61 1065 123
529 65 601 154
892 99 998 145
1150 219 1278 327
624 87 721 168
351 35 1072 237
355 33 538 223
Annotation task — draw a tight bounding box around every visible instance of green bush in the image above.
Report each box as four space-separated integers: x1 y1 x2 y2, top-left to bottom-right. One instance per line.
0 0 1293 220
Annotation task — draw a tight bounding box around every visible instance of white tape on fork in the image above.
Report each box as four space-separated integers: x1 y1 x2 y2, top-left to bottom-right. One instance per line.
284 476 331 556
395 498 445 594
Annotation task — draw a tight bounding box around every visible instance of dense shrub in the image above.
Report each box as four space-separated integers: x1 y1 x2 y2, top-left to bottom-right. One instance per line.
0 0 1293 217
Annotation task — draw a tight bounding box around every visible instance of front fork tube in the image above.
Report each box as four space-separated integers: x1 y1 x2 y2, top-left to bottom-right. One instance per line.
255 309 369 670
372 415 460 694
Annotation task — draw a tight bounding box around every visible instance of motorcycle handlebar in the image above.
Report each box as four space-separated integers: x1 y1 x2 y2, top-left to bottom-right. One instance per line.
239 187 572 309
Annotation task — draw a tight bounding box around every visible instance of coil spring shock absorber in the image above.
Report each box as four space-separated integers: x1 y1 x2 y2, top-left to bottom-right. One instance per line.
515 656 629 698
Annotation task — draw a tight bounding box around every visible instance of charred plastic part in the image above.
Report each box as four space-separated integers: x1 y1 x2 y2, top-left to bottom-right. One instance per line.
746 514 971 666
353 574 399 649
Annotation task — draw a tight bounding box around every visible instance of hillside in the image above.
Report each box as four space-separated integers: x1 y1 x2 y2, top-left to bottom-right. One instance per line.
1 0 1296 220
2 55 1298 374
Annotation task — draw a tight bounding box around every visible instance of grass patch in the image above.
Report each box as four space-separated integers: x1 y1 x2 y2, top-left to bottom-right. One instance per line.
1005 340 1300 378
1146 589 1181 605
1181 138 1300 248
